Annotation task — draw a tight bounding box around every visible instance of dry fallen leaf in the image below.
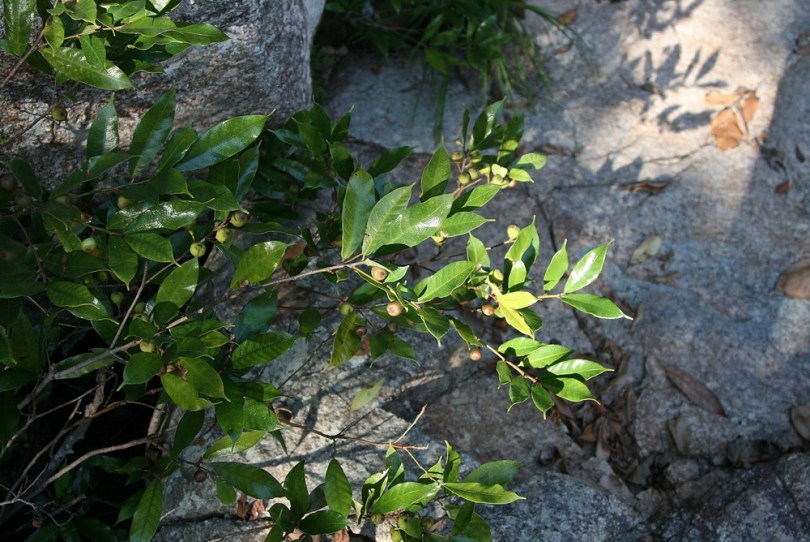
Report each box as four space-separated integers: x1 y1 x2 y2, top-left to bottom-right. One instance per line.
711 108 745 150
630 235 662 265
332 529 351 542
664 364 726 417
774 180 790 194
248 498 265 521
705 90 743 106
775 259 810 299
741 93 759 123
557 8 578 26
235 493 248 519
790 404 810 441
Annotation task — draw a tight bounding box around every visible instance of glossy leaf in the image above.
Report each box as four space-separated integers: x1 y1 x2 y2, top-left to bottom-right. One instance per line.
368 146 412 177
176 115 268 172
234 290 277 342
416 261 476 302
284 462 309 521
9 158 41 199
125 232 174 263
331 311 361 367
366 193 454 254
547 359 612 380
41 46 133 90
504 220 539 291
129 89 176 175
157 128 197 171
530 385 554 417
165 23 227 45
466 234 490 267
109 200 204 232
43 14 64 49
508 377 530 410
129 480 162 542
495 360 511 386
208 462 286 500
231 332 297 370
47 281 109 321
564 242 609 293
107 237 138 288
181 357 225 398
442 212 491 237
156 259 198 308
543 240 568 291
160 373 213 411
4 0 36 55
451 184 500 213
464 461 520 486
442 482 524 505
497 291 537 310
362 186 410 254
87 101 119 159
299 510 348 536
373 482 440 514
123 353 162 385
498 304 533 337
498 338 541 356
515 152 547 170
421 146 451 200
341 170 375 260
561 293 630 319
325 459 352 516
231 241 287 288
524 344 573 368
542 375 595 402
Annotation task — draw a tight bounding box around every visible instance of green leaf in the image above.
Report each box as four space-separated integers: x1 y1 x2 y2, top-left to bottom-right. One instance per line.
129 89 176 175
530 385 554 417
87 101 119 159
156 258 198 308
442 212 491 237
4 0 36 55
175 115 268 172
466 234 490 268
463 461 520 486
341 170 376 260
231 241 287 289
416 306 450 344
524 344 573 368
508 377 530 410
129 480 162 542
330 311 361 367
234 290 277 342
325 459 352 516
495 360 511 386
498 338 541 356
123 353 162 385
451 184 500 212
170 409 204 460
47 281 109 321
498 304 533 337
421 146 451 200
561 293 630 319
351 377 384 411
164 22 227 45
497 291 537 310
157 128 197 171
231 332 297 370
160 373 213 411
41 46 133 90
125 232 174 263
368 146 412 177
216 480 237 506
366 192 454 254
504 220 540 291
546 359 613 380
86 151 129 180
298 308 321 336
110 200 204 232
43 14 64 49
416 261 476 302
107 237 138 288
284 462 309 521
442 482 524 505
362 185 410 254
373 482 439 514
541 375 595 402
60 0 96 23
564 242 610 293
299 510 348 536
543 240 568 291
181 357 225 398
9 158 41 199
208 462 286 500
516 152 547 170
202 430 265 460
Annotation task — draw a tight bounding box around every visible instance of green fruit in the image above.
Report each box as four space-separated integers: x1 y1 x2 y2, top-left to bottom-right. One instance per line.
450 151 465 162
215 228 233 243
507 224 521 240
0 175 15 192
189 242 206 258
96 271 109 282
81 237 97 253
454 138 464 147
139 340 156 353
390 530 403 542
117 195 134 209
339 302 354 315
51 106 67 121
14 195 32 208
230 211 248 228
458 172 471 186
54 195 70 205
489 269 504 282
133 301 146 314
111 292 125 306
491 174 506 186
468 168 481 180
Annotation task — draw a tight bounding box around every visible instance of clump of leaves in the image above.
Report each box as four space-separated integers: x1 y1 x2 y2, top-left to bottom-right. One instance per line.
318 0 573 137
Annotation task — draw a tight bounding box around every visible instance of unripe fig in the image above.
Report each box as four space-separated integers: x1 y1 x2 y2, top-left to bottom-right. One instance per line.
15 195 32 208
458 172 471 186
491 174 506 186
507 224 521 240
54 195 70 205
489 269 504 282
370 266 388 281
450 151 465 162
371 514 385 525
386 301 404 317
507 179 517 188
111 292 125 306
390 530 403 542
230 211 248 228
81 237 97 253
339 302 354 315
51 106 67 121
215 228 233 243
139 340 156 353
469 347 483 361
96 271 109 282
454 138 464 147
0 175 15 192
189 242 206 258
468 168 481 180
481 304 495 317
133 301 147 314
117 195 134 209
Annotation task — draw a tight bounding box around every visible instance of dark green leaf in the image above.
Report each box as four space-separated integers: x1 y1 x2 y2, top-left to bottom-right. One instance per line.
123 353 162 385
231 331 297 370
125 232 174 263
442 482 523 505
341 170 375 260
157 128 197 171
330 311 361 367
87 101 119 159
231 241 287 288
4 0 36 55
298 308 321 336
421 146 450 200
543 240 568 291
367 193 454 254
564 243 610 293
129 480 162 542
160 373 213 411
540 374 595 402
299 510 348 536
109 200 204 232
416 261 476 302
156 258 198 308
86 151 129 179
561 293 630 319
234 290 277 342
463 461 520 486
208 462 285 500
176 115 267 172
216 480 237 506
47 281 109 321
325 459 352 516
170 409 204 460
508 377 530 410
181 357 225 398
285 462 309 521
165 23 227 45
368 146 412 177
107 237 139 288
9 158 41 200
362 185 410 255
530 385 554 417
129 89 176 175
42 46 133 90
373 482 439 514
504 220 539 291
